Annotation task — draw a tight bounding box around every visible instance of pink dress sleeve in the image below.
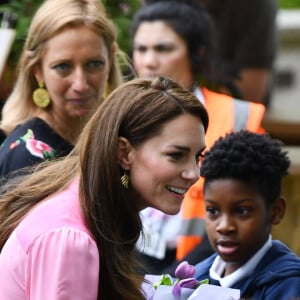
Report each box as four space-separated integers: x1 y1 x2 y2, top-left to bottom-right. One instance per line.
26 227 99 299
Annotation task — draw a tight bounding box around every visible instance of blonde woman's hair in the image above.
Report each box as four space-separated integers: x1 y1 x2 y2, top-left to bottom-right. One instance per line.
1 0 124 134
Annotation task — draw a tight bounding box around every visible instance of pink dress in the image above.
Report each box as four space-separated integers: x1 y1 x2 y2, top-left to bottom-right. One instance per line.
0 178 99 299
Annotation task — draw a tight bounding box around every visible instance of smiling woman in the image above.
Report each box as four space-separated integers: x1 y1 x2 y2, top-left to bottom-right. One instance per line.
0 76 208 299
128 113 206 215
0 0 124 178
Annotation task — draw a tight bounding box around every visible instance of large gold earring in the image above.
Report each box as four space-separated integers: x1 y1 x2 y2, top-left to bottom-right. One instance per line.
33 82 50 108
121 170 129 189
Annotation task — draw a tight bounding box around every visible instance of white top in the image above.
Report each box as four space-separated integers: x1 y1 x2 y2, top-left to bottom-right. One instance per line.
209 235 272 288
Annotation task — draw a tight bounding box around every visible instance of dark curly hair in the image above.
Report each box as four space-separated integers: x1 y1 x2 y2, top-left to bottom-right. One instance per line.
200 130 290 205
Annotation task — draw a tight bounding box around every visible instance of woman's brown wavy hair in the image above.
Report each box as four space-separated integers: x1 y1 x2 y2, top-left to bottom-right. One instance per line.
0 76 208 299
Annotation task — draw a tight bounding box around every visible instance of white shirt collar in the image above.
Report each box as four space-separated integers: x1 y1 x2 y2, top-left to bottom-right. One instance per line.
209 235 272 288
193 86 205 106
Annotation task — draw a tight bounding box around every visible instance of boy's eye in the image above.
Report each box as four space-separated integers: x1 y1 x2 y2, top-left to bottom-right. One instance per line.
237 207 251 215
206 206 219 216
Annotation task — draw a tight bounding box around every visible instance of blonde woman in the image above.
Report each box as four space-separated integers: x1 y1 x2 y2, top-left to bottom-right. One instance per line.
0 0 123 177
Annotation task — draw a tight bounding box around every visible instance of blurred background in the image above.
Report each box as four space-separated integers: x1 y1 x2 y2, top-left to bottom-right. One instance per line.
0 0 299 140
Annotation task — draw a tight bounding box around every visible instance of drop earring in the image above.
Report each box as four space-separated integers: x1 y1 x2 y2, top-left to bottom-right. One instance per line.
33 81 50 108
121 170 129 189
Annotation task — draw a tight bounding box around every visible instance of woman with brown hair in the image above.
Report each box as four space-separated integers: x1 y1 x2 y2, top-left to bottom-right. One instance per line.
0 76 208 299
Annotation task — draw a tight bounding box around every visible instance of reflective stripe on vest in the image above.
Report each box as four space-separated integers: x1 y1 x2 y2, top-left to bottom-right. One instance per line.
179 217 206 237
176 217 206 259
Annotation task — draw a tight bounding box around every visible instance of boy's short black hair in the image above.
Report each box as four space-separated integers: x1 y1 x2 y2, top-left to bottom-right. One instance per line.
200 130 290 205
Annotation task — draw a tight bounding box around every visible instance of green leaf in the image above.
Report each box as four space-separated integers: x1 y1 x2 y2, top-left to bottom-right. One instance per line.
153 274 173 289
195 278 210 288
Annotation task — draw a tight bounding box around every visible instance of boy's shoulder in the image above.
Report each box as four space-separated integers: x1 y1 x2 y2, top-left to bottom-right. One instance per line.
240 240 300 298
259 240 300 270
194 240 300 298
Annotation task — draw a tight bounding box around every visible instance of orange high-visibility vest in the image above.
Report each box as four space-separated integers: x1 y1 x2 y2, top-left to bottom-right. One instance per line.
176 87 266 260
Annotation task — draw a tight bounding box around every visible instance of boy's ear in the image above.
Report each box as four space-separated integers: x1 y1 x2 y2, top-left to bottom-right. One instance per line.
271 197 286 225
117 137 133 170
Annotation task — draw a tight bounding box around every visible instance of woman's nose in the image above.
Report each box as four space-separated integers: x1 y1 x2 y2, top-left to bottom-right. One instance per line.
181 161 200 184
141 50 159 69
72 69 89 92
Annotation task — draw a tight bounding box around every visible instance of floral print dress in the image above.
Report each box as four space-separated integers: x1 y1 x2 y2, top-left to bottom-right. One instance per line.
0 118 73 178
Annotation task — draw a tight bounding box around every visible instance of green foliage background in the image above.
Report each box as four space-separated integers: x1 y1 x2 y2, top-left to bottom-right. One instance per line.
1 0 300 67
279 0 300 8
102 0 141 54
0 0 141 67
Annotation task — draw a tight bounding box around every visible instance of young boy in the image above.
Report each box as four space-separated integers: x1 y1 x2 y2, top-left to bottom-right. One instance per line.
194 130 300 299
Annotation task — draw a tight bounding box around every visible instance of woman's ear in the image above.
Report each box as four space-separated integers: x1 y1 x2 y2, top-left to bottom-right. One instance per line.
32 64 43 84
117 137 133 170
271 197 286 225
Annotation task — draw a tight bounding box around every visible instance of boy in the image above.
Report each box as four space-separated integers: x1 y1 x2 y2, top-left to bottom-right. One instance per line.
195 130 300 299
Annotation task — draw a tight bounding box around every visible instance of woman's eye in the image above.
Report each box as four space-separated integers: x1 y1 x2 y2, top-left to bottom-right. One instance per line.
52 63 71 74
155 45 175 53
168 152 183 160
133 45 147 53
86 60 105 71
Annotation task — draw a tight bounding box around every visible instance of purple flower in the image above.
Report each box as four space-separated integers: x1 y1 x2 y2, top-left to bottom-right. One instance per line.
172 283 182 300
172 278 199 300
175 261 196 279
177 278 199 289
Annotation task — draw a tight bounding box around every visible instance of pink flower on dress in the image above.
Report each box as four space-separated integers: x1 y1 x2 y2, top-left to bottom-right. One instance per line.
25 139 55 159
